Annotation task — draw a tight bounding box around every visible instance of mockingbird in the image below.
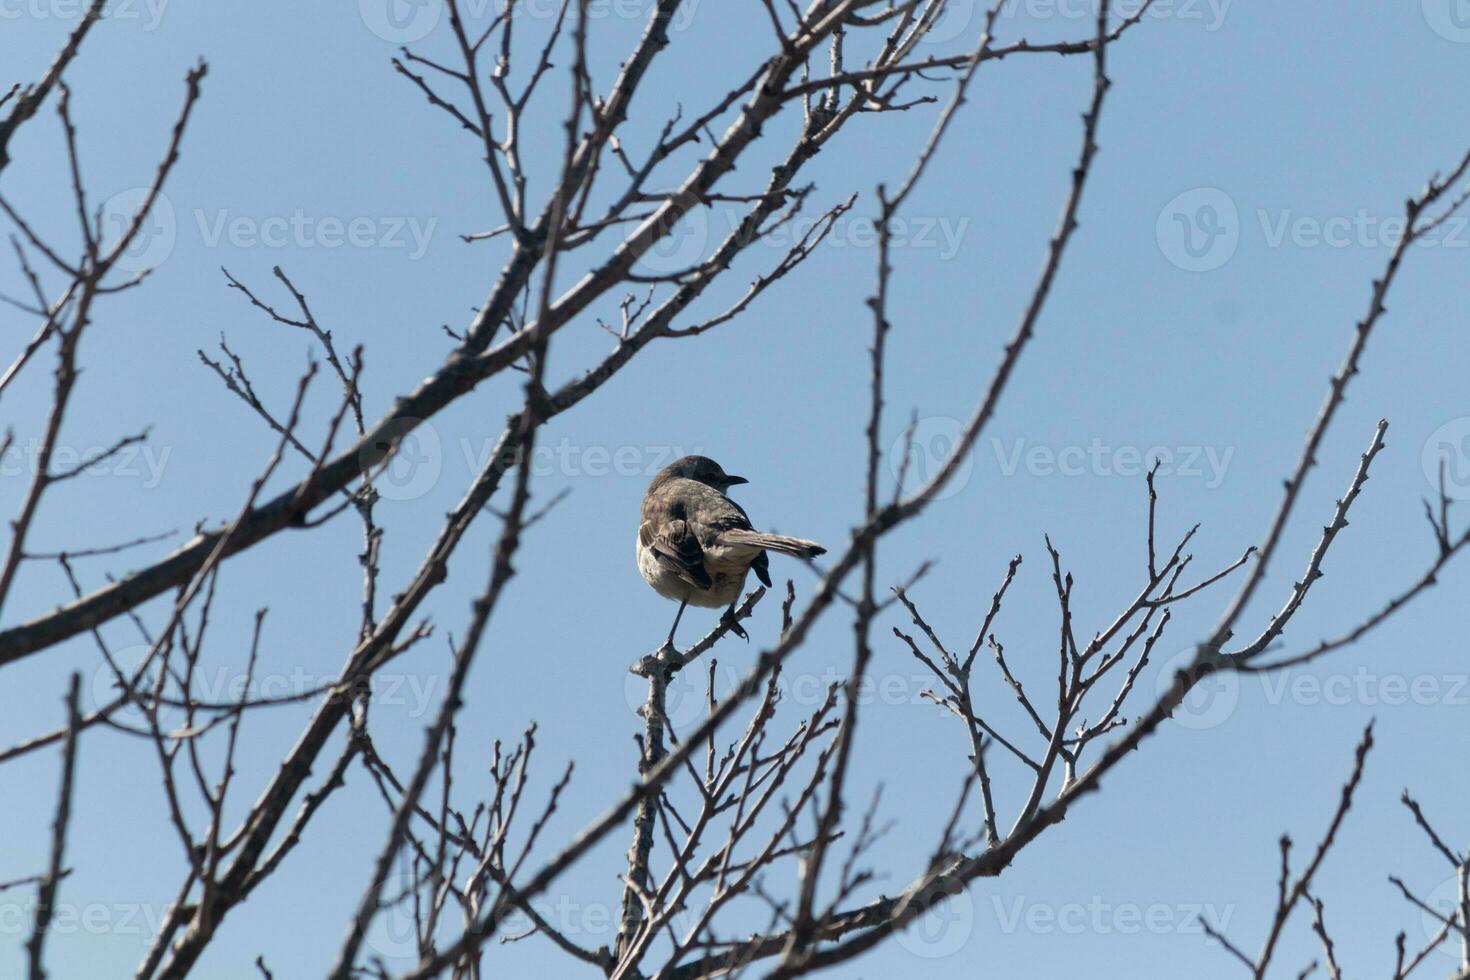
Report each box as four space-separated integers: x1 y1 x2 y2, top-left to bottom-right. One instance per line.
638 455 825 646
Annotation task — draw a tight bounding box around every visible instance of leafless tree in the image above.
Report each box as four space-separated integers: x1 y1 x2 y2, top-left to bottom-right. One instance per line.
2 1 1468 977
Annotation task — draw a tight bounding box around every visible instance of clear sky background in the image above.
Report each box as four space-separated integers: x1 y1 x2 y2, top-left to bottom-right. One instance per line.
2 1 1469 977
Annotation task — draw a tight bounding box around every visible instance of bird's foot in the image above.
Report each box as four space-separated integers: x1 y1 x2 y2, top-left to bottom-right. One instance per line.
720 609 749 642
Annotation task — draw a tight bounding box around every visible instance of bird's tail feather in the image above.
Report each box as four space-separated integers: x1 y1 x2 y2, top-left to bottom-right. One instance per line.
721 529 825 559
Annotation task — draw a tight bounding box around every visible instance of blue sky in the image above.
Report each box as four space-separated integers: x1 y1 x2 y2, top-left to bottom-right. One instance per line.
2 1 1469 977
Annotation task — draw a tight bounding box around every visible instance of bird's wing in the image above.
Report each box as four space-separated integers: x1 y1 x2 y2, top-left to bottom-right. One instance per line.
722 494 758 530
640 517 712 590
686 488 772 585
683 485 755 537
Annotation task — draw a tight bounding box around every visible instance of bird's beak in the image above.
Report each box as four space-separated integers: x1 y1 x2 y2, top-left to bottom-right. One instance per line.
724 475 749 487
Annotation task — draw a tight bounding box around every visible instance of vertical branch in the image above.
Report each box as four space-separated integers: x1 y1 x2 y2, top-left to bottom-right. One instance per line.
616 664 668 958
26 673 81 980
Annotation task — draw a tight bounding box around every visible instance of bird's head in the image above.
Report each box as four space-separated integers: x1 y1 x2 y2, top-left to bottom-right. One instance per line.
655 455 748 492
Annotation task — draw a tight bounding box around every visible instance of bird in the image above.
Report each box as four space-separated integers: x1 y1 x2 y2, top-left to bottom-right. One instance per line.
638 455 825 647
